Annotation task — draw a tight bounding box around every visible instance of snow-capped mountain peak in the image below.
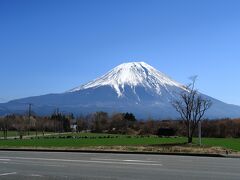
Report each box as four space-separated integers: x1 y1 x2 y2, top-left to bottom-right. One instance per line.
69 62 185 97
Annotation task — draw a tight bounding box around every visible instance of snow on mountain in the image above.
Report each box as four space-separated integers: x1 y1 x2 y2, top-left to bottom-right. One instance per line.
69 62 186 98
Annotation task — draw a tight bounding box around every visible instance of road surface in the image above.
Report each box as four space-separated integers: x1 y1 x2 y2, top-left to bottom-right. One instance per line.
0 151 239 179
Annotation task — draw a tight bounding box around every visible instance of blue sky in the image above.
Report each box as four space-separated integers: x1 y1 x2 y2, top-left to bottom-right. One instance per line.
0 0 240 105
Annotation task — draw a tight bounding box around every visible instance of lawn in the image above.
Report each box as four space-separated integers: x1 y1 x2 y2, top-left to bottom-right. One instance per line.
0 132 239 152
0 134 186 148
200 138 240 152
0 131 37 138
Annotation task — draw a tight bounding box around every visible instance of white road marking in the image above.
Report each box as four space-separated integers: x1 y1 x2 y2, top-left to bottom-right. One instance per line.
92 158 158 163
0 159 10 161
124 159 156 162
30 174 43 177
0 157 163 166
0 172 17 176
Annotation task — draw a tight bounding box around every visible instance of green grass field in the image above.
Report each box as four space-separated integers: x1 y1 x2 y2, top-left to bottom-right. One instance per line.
0 132 239 152
0 131 37 138
0 133 186 148
201 138 240 152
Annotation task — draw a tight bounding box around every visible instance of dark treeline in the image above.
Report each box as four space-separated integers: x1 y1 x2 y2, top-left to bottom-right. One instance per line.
0 113 73 139
75 112 240 138
0 111 240 139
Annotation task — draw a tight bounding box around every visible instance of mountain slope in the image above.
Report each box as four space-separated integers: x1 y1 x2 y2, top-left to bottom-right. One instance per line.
1 62 240 119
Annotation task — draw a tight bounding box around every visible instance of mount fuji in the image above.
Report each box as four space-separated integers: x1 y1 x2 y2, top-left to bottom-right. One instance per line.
1 62 240 119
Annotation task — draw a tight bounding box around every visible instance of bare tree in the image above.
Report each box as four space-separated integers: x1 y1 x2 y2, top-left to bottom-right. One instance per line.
172 76 212 143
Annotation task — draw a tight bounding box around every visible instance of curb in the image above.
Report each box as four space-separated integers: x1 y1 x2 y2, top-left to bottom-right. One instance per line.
0 148 227 158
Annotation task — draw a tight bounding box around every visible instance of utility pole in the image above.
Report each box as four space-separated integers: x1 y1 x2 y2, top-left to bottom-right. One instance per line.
54 107 59 133
28 103 32 136
198 120 202 146
56 108 59 115
188 120 191 143
28 103 32 118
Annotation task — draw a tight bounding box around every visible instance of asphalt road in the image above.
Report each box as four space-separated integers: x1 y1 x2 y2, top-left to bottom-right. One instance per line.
0 151 239 180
